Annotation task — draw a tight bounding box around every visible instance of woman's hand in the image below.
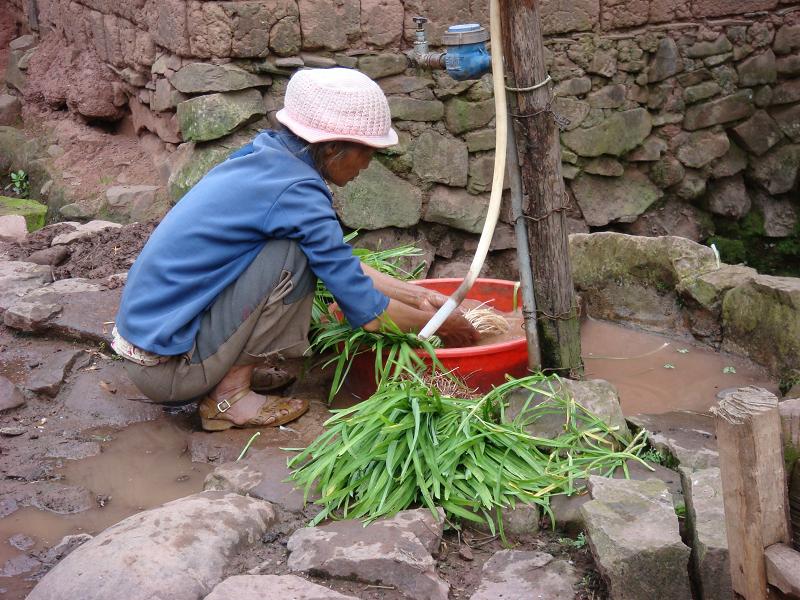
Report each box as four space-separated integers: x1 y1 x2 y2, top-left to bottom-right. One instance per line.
436 311 480 347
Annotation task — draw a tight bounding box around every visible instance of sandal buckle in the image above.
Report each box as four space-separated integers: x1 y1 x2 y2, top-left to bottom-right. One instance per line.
216 399 232 413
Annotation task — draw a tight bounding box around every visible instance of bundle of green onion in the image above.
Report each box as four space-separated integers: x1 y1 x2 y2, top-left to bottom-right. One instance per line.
287 373 649 535
310 233 438 401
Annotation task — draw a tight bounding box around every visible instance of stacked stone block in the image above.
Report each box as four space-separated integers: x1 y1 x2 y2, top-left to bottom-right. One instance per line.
3 0 800 277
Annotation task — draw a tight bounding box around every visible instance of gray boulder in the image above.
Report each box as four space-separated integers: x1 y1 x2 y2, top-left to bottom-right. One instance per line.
333 160 422 229
177 90 265 142
679 467 732 600
582 476 692 600
27 491 277 600
571 169 662 227
0 261 52 314
287 508 448 600
470 550 579 600
170 63 272 94
628 411 718 469
562 108 652 157
206 575 357 599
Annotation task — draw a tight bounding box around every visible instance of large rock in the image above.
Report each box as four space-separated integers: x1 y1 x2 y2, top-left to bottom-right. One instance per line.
710 141 748 178
357 53 407 79
0 196 47 232
51 220 122 245
676 129 730 168
0 94 21 125
25 349 86 397
0 261 52 314
424 186 488 234
287 508 448 600
105 185 161 221
506 378 630 440
412 130 468 187
647 37 684 83
333 160 422 229
205 575 356 600
679 467 732 600
0 214 27 243
361 0 404 47
177 90 265 142
570 232 717 333
170 63 271 94
387 97 444 121
628 411 718 469
623 199 713 242
731 110 784 155
687 36 733 58
737 49 777 87
747 144 800 194
705 174 751 219
753 190 798 237
444 98 495 135
772 103 800 142
771 79 800 105
562 108 652 157
11 279 121 345
552 97 590 131
582 477 692 600
129 97 182 144
774 24 800 55
167 128 257 200
540 0 598 33
683 90 755 130
571 169 662 227
3 300 61 332
27 491 276 600
0 376 25 412
722 275 800 379
469 551 579 600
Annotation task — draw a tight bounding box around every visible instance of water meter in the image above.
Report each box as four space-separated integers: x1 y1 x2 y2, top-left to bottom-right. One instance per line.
441 23 491 81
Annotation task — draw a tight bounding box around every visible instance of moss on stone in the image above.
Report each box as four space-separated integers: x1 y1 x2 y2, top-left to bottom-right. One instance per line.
708 212 800 277
0 196 47 231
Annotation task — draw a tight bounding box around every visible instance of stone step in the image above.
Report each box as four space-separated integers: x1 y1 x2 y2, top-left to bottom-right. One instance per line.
581 476 692 600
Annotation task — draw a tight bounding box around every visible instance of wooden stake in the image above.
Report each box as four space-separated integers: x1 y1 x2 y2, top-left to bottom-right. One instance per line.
713 386 792 600
497 0 582 376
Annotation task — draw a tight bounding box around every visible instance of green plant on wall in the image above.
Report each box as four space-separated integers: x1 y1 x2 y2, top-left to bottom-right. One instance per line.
8 170 30 197
708 211 800 277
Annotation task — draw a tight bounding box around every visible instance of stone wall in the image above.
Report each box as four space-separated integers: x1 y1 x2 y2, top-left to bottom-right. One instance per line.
4 0 800 277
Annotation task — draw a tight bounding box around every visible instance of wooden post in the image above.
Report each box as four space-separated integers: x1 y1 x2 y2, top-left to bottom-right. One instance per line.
713 386 792 599
497 0 582 376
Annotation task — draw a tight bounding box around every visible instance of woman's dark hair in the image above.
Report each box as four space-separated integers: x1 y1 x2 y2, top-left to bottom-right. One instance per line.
307 140 364 181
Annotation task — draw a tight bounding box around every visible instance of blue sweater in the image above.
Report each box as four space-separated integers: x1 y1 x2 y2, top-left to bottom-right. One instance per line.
115 130 390 355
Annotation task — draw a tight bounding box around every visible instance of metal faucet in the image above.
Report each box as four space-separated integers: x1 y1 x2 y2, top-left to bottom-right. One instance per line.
410 16 446 70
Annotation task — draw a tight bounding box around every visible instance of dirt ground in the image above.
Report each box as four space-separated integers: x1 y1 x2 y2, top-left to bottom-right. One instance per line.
1 221 156 280
0 318 606 599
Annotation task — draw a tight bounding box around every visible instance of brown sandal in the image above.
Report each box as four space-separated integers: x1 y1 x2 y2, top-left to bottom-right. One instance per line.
198 389 309 432
251 367 296 394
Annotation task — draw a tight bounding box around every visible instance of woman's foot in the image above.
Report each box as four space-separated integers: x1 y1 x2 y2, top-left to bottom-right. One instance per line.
200 390 308 431
199 364 308 431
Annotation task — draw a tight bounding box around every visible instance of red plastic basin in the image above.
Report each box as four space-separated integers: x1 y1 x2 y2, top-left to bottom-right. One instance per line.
343 278 529 399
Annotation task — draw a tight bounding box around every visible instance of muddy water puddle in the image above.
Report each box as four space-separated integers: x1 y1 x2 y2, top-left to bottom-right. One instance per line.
580 318 776 414
0 420 211 597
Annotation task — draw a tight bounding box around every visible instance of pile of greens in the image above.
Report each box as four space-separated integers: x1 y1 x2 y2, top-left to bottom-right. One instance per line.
288 373 648 535
310 233 440 401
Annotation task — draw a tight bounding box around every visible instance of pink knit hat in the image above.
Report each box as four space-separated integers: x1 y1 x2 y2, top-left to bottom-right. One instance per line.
276 68 398 148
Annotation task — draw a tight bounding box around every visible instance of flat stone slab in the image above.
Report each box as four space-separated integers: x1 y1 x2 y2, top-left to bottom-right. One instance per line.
469 550 579 600
50 220 122 245
287 508 448 600
206 575 357 600
13 279 121 344
582 476 692 600
0 261 52 314
679 467 732 600
507 377 630 440
61 363 163 428
628 411 718 468
550 459 683 532
27 491 276 600
25 349 88 397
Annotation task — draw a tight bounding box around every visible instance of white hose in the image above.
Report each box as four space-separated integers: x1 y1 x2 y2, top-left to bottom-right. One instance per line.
419 0 507 339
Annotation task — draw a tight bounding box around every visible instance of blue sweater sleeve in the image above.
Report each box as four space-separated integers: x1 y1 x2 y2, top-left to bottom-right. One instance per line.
270 178 390 328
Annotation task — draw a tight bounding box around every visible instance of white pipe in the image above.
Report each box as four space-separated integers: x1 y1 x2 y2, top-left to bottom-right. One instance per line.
419 0 507 339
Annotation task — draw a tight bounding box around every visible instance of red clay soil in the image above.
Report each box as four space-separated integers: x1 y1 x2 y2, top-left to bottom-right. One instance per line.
0 5 20 74
2 221 156 281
